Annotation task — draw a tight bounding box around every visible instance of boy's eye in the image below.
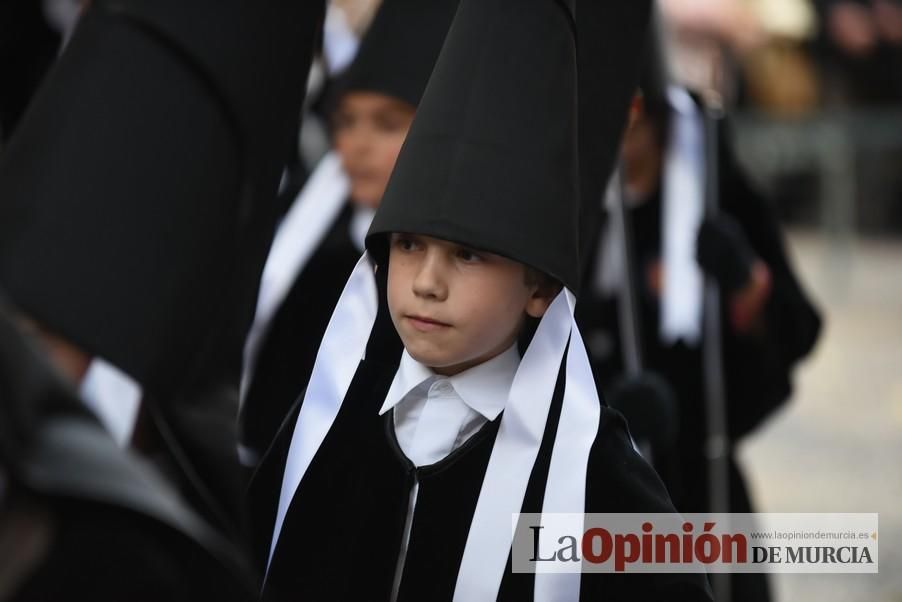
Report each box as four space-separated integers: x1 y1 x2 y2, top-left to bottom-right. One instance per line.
374 114 407 133
456 248 483 263
392 235 420 252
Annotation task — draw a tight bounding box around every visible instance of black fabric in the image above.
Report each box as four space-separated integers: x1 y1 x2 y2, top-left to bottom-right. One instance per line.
0 0 326 399
605 370 680 456
696 214 756 293
9 496 252 602
368 0 583 290
0 301 256 602
0 0 61 142
333 0 460 109
140 385 250 541
576 0 654 269
369 0 652 293
239 204 361 458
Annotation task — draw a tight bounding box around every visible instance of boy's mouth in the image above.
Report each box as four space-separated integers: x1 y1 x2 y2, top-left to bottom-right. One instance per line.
405 315 451 332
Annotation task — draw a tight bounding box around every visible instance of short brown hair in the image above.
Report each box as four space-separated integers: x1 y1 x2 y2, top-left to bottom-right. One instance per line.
524 266 561 295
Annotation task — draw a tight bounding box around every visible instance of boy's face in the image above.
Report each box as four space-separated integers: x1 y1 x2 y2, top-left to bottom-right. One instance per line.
333 92 415 209
387 233 555 376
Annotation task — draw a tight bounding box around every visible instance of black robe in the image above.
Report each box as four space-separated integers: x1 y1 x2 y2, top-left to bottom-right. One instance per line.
240 203 362 460
246 296 713 601
575 127 822 602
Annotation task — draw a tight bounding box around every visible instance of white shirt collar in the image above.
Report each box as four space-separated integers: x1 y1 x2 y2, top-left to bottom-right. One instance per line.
379 343 520 421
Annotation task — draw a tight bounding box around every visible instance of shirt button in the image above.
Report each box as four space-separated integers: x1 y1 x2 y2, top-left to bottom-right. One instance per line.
432 380 453 395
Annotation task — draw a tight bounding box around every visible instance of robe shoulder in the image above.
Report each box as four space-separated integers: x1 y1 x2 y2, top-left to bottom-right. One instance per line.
586 406 678 513
581 407 715 601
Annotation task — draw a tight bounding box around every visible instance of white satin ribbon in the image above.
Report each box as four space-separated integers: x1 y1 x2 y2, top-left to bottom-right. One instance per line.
660 86 705 345
533 292 603 601
266 252 378 573
241 151 349 402
455 289 601 602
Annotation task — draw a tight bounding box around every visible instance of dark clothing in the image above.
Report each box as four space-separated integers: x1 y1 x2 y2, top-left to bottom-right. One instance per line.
0 0 61 142
0 303 257 602
248 324 712 601
240 204 361 458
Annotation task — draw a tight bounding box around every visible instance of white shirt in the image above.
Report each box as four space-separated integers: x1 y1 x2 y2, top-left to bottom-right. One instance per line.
378 343 520 600
379 343 519 466
79 358 142 448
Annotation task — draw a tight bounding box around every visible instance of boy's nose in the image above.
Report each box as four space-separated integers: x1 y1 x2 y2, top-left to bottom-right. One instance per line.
345 127 373 160
412 252 448 301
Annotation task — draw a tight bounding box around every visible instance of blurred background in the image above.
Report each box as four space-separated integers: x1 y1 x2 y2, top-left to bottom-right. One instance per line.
661 1 902 600
1 0 899 600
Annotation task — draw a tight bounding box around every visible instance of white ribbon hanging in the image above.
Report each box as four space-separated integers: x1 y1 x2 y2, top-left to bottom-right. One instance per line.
241 151 349 403
533 292 603 601
453 291 572 601
266 252 378 573
660 86 705 345
455 290 602 602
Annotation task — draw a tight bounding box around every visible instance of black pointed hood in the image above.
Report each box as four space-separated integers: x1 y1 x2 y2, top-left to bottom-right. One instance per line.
0 0 325 398
335 0 461 109
367 0 581 291
367 0 652 295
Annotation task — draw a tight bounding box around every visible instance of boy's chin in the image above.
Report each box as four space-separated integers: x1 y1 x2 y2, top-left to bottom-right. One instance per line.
405 346 450 368
404 345 459 371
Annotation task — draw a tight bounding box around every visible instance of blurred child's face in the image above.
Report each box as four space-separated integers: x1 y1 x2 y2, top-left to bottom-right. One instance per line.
333 92 415 209
387 234 554 376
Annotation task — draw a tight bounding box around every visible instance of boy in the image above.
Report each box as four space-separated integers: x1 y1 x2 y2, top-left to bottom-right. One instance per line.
248 0 713 599
240 0 460 463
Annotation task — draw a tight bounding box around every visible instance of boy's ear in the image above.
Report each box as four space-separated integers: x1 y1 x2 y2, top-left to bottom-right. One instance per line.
525 284 561 319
